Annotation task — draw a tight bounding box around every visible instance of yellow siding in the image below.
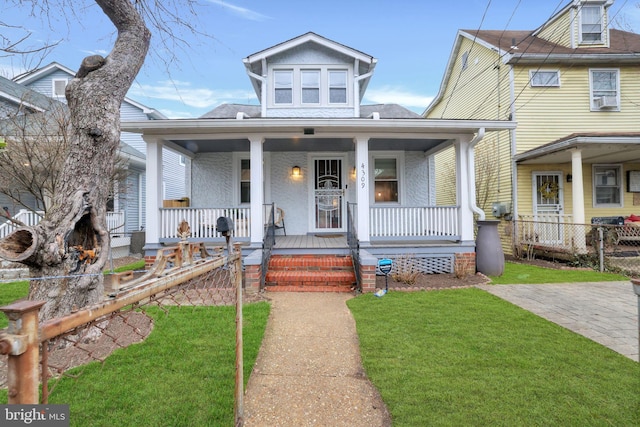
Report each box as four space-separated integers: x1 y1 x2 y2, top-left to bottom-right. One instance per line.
427 38 510 121
512 64 640 154
518 163 640 220
536 9 573 48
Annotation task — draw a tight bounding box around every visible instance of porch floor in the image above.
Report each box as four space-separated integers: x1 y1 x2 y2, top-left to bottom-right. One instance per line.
273 234 348 249
270 234 463 249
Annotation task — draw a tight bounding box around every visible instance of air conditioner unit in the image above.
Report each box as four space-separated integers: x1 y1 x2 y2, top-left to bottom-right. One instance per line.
594 96 618 109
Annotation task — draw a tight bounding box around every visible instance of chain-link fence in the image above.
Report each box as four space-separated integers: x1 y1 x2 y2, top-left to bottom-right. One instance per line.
513 219 640 276
0 240 245 421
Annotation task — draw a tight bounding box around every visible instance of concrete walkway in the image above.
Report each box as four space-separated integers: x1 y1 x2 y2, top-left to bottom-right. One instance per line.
478 281 639 362
242 293 391 427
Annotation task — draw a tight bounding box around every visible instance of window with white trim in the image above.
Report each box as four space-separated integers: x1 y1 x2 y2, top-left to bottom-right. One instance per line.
328 70 347 104
590 69 619 110
593 165 622 207
581 5 604 43
373 157 399 203
530 70 560 87
52 79 68 97
274 70 293 104
301 70 320 104
271 67 350 107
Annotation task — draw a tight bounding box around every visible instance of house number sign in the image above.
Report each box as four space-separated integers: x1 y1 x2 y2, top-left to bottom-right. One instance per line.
360 163 366 189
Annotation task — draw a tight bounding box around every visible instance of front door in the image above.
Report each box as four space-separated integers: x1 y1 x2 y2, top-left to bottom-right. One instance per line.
312 157 345 232
532 172 564 244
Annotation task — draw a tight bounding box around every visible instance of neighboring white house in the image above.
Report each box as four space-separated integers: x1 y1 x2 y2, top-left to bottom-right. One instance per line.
123 32 515 290
13 62 188 234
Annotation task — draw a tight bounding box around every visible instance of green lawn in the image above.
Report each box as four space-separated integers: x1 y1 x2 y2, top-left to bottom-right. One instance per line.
348 290 640 426
489 261 628 284
1 303 270 426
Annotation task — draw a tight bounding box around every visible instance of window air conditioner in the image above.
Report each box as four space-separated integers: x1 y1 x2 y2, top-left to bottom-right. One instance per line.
594 96 618 109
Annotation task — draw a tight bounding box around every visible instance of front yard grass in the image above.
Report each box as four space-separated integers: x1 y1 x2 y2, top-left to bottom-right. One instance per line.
348 289 640 426
489 261 628 284
1 303 270 426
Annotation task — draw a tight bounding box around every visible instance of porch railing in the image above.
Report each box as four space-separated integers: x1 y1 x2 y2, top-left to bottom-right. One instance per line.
0 209 44 239
106 211 126 235
261 204 275 289
160 207 251 239
517 214 575 247
347 203 361 291
370 206 460 239
0 210 127 240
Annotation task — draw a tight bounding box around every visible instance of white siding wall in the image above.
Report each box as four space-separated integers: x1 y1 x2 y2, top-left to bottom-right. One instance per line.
190 150 434 235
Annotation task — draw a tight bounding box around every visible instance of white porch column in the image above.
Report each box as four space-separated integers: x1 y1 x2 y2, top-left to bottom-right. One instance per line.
249 136 264 247
143 136 163 251
354 136 370 245
455 137 475 243
571 148 587 251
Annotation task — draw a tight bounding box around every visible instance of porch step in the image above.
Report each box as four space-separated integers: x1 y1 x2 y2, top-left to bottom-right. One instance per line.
265 255 356 292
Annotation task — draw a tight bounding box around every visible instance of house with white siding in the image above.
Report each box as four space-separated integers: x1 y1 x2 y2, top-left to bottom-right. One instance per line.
123 32 515 292
425 0 640 256
13 62 188 242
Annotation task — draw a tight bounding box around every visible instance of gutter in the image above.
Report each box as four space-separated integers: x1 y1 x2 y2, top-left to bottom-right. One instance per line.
468 128 486 220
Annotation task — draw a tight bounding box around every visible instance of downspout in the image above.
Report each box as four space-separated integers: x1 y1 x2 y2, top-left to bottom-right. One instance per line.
468 128 486 220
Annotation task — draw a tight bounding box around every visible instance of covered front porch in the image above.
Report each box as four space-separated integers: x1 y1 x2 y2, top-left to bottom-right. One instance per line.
123 116 515 291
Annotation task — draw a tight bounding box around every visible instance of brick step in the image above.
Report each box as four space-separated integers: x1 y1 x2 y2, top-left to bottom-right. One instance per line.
268 255 353 271
264 271 356 292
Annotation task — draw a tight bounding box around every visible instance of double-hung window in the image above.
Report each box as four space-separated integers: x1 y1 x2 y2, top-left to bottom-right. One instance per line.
590 69 619 110
593 165 622 207
329 70 347 104
373 157 399 203
581 5 603 43
274 70 293 104
301 70 320 104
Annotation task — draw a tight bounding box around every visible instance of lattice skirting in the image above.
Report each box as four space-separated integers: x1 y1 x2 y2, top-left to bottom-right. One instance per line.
377 255 454 275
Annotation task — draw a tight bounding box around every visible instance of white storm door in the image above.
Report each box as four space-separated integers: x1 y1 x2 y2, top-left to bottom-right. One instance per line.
532 172 564 244
312 157 345 232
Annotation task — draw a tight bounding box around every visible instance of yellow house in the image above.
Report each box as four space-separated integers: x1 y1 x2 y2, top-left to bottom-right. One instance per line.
425 0 640 255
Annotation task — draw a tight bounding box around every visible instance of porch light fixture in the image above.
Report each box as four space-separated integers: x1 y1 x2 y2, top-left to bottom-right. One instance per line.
567 174 572 183
291 166 301 177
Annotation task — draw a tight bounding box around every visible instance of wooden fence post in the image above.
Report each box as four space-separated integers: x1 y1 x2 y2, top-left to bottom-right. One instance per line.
0 300 45 404
233 242 244 426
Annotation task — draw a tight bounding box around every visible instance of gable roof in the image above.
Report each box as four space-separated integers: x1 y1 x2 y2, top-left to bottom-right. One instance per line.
466 28 640 63
425 12 640 115
243 32 377 103
0 75 63 113
13 62 168 119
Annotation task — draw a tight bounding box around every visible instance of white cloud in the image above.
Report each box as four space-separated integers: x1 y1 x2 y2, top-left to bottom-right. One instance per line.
364 86 434 110
205 0 271 22
128 80 256 109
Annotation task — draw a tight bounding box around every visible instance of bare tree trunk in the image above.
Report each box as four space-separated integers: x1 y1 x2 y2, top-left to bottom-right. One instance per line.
0 0 150 320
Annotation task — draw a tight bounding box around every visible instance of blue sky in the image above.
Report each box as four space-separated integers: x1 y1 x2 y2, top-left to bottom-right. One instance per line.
2 0 639 117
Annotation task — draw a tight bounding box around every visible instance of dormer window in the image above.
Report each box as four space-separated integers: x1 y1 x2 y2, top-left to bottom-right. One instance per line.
271 66 351 108
301 70 320 104
274 70 293 104
581 5 604 43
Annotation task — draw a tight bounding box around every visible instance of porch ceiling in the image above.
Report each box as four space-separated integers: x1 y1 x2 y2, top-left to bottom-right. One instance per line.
515 135 640 165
